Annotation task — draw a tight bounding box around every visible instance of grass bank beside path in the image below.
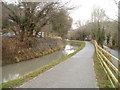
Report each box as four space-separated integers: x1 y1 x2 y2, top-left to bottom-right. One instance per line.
1 40 85 89
93 52 112 88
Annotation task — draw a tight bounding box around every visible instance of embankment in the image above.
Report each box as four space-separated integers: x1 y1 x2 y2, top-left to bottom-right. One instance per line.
1 41 85 88
2 36 65 66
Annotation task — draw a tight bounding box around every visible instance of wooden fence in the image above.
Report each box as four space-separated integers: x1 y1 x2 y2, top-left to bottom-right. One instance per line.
92 40 120 88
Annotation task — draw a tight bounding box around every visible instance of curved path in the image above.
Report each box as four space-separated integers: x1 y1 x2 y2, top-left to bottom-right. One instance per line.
19 41 98 88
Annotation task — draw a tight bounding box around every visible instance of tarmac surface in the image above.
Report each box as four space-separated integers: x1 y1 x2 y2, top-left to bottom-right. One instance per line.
19 41 98 88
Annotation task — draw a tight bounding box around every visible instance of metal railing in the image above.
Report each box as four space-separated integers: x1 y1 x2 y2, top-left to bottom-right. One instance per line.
92 40 120 88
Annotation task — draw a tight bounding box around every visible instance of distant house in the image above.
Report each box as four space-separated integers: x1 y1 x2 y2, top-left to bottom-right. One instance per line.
38 25 52 38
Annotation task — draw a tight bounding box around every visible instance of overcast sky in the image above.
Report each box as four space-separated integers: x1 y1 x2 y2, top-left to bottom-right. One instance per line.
3 0 120 29
62 0 119 29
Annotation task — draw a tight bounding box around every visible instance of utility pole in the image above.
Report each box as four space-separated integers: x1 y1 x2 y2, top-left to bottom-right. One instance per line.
118 1 120 88
118 1 120 50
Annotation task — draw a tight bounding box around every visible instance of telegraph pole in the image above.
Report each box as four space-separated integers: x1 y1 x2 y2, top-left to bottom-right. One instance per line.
118 1 120 89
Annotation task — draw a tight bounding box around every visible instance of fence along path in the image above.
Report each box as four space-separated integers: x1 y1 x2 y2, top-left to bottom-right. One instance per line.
93 40 120 88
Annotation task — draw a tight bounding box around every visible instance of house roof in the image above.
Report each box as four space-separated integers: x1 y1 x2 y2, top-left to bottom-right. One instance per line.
41 25 52 32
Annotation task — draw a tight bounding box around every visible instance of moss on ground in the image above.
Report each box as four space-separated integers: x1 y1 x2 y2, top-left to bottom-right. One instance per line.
1 41 85 89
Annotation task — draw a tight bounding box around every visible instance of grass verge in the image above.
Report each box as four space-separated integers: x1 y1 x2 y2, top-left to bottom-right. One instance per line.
93 52 112 88
1 41 85 89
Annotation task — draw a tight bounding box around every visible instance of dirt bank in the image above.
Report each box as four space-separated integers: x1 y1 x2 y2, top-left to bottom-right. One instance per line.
2 36 65 66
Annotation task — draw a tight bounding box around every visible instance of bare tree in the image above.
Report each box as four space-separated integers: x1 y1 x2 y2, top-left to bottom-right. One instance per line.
51 9 73 38
2 1 73 41
91 8 108 46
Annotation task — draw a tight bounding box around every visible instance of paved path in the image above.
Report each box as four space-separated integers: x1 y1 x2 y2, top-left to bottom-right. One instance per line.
19 41 98 88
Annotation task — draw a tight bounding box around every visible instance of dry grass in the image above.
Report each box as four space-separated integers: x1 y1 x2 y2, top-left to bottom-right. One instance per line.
2 36 65 66
93 53 112 88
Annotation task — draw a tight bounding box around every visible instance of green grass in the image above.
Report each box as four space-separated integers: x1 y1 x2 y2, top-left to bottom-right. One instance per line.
93 52 112 88
1 41 85 89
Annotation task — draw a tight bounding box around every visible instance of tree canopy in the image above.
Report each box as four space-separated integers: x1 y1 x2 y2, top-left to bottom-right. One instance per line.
2 1 73 41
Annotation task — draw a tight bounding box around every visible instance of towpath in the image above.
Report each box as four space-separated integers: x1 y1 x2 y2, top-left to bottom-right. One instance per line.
19 41 98 88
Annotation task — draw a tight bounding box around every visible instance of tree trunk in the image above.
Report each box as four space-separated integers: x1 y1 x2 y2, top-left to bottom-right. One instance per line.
20 31 25 42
